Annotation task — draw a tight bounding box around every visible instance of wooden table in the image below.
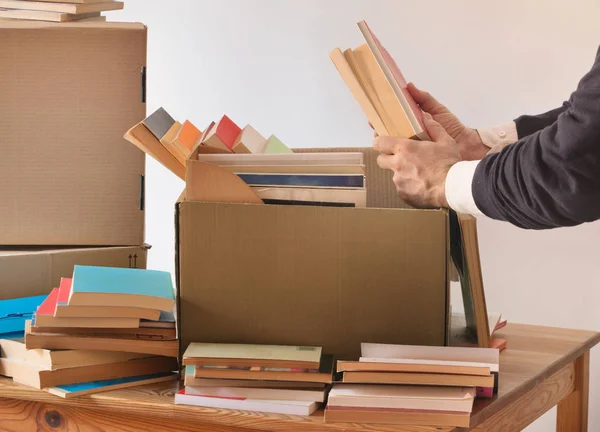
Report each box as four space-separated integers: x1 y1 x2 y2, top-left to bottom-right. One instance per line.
0 323 597 432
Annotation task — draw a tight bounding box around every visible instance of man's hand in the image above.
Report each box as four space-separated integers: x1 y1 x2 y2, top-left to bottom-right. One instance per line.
373 114 460 208
407 83 488 161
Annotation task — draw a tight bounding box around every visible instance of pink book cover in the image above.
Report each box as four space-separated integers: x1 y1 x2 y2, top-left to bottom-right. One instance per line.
36 288 59 317
56 278 72 307
476 386 493 399
215 115 242 150
361 21 428 136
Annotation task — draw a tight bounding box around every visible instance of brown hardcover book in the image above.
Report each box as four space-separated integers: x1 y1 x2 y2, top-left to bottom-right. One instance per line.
342 371 494 388
337 360 491 377
194 355 334 384
25 327 178 357
324 406 470 428
1 356 177 390
0 10 101 22
29 325 176 341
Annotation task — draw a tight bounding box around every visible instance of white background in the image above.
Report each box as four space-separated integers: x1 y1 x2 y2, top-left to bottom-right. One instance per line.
114 1 600 430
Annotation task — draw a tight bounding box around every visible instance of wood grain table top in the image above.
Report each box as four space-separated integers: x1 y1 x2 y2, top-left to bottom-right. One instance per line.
0 323 597 432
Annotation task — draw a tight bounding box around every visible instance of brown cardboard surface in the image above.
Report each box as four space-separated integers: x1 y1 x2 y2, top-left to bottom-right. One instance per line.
177 202 449 360
0 22 147 245
0 245 148 299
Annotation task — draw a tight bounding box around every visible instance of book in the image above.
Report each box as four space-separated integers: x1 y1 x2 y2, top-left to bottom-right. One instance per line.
171 120 202 156
174 389 319 416
202 115 242 152
254 187 366 208
225 164 365 175
185 385 326 402
124 121 186 179
161 121 187 165
35 288 141 329
337 359 491 376
55 277 161 320
183 343 322 369
233 125 267 154
0 9 101 21
328 385 475 413
324 406 470 428
330 20 429 140
193 354 334 384
361 343 499 370
0 295 46 335
329 48 388 137
263 135 293 154
143 107 176 141
196 152 364 166
140 310 176 329
69 266 175 313
0 1 124 14
48 372 178 399
1 355 177 390
0 338 151 371
342 371 494 388
183 376 327 389
29 325 176 340
25 325 179 357
235 173 365 188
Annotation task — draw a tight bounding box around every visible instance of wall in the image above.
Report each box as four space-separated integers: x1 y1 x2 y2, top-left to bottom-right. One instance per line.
114 1 600 430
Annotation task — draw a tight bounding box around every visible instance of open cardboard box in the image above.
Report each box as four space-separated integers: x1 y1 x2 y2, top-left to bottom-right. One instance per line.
175 146 452 360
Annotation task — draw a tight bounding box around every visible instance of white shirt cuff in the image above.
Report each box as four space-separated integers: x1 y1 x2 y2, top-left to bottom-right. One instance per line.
476 122 518 148
445 160 482 215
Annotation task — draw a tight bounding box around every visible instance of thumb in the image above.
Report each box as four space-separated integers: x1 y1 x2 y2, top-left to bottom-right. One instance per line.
423 113 450 143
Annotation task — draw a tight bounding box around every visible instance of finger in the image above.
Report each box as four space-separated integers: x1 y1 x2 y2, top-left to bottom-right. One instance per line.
376 154 395 171
422 113 450 143
373 136 411 155
407 82 443 114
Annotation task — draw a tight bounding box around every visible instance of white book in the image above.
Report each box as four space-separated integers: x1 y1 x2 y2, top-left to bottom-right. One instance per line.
328 385 475 412
185 385 325 402
175 389 319 416
361 343 499 367
197 153 363 166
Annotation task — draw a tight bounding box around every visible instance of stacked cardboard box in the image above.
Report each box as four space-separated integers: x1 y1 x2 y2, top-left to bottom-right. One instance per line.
0 22 169 397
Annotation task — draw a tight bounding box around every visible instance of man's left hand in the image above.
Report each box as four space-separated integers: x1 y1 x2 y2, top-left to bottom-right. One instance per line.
373 113 461 209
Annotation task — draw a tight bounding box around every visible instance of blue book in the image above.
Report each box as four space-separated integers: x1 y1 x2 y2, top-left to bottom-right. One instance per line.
70 266 175 312
0 295 47 336
236 174 365 188
47 372 178 398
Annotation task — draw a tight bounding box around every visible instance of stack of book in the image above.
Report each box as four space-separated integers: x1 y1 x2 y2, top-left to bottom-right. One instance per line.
330 20 429 141
0 265 179 398
195 152 367 208
125 108 296 181
325 343 500 427
0 0 124 23
177 343 334 416
125 108 367 208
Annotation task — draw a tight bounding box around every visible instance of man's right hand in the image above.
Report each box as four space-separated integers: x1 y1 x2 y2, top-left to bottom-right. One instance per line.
407 83 489 161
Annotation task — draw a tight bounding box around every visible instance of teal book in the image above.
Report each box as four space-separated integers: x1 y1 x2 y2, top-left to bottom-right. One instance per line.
69 266 175 312
47 372 178 398
0 295 47 336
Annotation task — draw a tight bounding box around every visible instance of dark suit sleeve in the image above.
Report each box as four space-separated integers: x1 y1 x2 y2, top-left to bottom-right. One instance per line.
513 100 571 138
472 49 600 229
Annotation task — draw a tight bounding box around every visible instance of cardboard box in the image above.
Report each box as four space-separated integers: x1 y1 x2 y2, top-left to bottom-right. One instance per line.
0 245 148 300
177 148 450 360
0 22 147 245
